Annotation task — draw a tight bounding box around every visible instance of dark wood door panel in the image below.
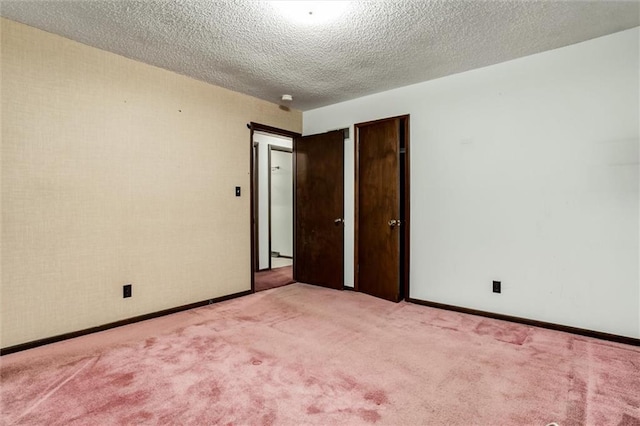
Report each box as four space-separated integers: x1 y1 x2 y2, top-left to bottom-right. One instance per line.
357 119 401 302
295 130 344 290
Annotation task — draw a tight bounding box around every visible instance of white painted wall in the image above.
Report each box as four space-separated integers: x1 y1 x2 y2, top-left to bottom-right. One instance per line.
270 149 293 257
254 132 292 269
303 28 639 338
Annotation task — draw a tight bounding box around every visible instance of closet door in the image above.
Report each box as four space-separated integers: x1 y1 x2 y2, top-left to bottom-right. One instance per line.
355 117 408 302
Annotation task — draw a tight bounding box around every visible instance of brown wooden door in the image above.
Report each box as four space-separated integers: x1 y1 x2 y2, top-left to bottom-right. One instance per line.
356 118 402 302
294 130 344 290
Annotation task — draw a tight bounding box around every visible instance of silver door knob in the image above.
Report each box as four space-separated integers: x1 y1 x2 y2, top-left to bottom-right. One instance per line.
334 218 344 225
388 219 402 228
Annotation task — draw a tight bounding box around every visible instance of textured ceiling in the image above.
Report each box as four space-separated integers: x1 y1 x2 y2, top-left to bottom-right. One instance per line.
1 1 638 111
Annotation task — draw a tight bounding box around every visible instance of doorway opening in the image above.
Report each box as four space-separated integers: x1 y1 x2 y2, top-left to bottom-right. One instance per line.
249 123 300 293
268 145 293 270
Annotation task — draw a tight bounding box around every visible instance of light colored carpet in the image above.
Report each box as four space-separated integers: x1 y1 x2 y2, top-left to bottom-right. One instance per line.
1 283 639 425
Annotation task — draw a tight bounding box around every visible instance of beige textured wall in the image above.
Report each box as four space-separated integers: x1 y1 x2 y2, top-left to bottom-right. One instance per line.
0 19 302 348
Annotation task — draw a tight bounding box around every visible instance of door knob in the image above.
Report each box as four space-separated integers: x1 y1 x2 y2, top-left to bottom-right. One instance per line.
334 218 344 225
388 219 402 228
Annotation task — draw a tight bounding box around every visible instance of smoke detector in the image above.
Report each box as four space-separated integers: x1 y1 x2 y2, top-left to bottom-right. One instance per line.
281 94 293 102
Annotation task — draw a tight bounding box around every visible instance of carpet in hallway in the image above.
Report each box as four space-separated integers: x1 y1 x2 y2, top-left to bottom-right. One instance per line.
1 283 639 425
254 265 294 292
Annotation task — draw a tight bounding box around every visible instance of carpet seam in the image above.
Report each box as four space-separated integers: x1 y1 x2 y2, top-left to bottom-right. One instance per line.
15 357 96 422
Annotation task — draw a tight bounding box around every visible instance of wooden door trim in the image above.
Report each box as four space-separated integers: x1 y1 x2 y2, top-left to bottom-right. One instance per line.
354 114 409 129
249 123 301 293
251 122 301 139
402 117 411 301
268 145 293 269
354 115 410 300
354 125 361 292
292 136 297 281
253 142 259 272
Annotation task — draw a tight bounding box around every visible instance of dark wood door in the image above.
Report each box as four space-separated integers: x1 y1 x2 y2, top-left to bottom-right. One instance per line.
294 130 344 290
356 118 401 302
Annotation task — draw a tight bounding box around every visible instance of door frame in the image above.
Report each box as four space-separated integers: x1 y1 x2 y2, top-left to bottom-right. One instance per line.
268 145 293 269
249 123 301 293
354 115 411 300
252 142 259 272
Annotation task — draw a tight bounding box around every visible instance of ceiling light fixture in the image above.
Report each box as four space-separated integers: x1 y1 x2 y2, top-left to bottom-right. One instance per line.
281 94 293 102
269 1 351 25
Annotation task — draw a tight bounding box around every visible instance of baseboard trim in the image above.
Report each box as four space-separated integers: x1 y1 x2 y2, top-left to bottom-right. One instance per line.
407 297 640 347
1 290 252 356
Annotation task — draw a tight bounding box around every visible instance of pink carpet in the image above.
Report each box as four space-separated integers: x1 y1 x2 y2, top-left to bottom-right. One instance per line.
254 265 295 292
1 283 639 425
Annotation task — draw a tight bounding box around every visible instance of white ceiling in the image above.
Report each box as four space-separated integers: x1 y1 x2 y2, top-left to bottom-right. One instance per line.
1 1 638 111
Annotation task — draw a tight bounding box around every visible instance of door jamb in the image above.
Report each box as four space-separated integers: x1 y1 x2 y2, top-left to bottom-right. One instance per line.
252 142 259 272
248 123 301 293
353 115 410 301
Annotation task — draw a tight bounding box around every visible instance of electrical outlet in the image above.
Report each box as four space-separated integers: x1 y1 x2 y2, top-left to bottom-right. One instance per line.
123 284 132 298
492 281 501 294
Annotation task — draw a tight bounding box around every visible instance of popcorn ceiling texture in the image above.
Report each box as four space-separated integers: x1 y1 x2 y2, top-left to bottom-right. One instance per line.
1 0 638 111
